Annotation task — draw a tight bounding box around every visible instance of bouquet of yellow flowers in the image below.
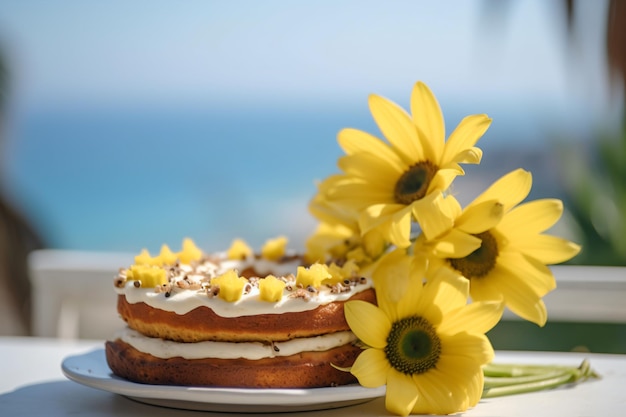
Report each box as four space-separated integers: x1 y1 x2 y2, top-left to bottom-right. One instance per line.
304 81 595 415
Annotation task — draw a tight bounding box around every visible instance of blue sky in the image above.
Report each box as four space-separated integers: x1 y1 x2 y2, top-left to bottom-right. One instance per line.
0 0 614 117
0 0 620 251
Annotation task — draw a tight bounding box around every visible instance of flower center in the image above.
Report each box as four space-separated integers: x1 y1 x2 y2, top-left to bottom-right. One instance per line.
448 231 499 278
384 315 441 375
394 161 438 205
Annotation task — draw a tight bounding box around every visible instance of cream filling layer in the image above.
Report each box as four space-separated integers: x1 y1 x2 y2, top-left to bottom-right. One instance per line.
115 254 373 317
116 327 357 360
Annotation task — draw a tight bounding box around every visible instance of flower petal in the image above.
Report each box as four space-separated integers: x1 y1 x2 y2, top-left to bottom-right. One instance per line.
410 81 444 162
436 351 485 381
385 370 419 416
345 300 391 348
427 167 463 194
373 249 413 320
411 192 455 241
469 274 507 301
506 294 548 327
438 300 504 335
456 199 504 234
441 114 491 165
359 203 405 231
369 94 424 163
350 348 391 388
337 158 401 192
409 252 428 280
497 251 556 296
338 128 405 170
308 191 357 227
469 169 532 213
480 263 549 326
466 369 484 408
429 271 470 314
415 269 466 325
337 153 403 186
386 212 413 249
431 229 482 258
413 370 467 415
326 180 393 210
498 198 564 235
432 353 486 410
359 204 413 248
440 332 495 365
362 229 387 258
450 146 483 164
509 234 582 264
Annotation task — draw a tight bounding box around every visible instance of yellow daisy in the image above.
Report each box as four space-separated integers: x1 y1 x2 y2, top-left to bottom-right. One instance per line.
345 250 503 416
415 169 581 326
305 191 386 267
322 81 492 248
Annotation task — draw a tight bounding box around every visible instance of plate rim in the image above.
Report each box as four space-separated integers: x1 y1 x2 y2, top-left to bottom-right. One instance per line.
61 348 386 410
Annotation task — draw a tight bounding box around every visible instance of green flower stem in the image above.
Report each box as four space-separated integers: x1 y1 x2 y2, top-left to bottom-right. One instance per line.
484 370 566 387
484 363 583 377
482 359 599 399
483 371 579 398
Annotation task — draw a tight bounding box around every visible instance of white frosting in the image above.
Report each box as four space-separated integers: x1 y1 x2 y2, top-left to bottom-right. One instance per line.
115 255 372 318
117 327 357 360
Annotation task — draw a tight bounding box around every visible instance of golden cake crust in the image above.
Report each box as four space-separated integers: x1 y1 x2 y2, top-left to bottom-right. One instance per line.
117 288 376 343
105 339 360 388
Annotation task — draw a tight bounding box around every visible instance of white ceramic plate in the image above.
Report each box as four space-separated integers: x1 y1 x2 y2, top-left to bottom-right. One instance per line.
61 349 385 413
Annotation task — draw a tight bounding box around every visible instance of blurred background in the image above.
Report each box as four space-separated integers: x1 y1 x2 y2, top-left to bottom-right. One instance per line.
0 1 624 345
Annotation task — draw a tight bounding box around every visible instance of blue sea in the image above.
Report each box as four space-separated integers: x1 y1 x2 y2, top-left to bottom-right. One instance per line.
0 103 570 254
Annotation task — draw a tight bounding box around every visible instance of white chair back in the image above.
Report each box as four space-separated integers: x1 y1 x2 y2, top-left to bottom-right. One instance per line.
28 249 626 340
504 265 626 323
28 249 133 340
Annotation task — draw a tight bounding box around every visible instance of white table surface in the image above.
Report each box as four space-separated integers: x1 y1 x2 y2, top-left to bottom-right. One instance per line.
1 337 625 416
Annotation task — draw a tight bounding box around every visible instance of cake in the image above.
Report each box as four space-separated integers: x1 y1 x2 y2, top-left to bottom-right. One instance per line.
105 237 376 388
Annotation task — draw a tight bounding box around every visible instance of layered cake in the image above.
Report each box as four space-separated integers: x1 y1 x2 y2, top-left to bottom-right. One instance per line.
105 238 376 388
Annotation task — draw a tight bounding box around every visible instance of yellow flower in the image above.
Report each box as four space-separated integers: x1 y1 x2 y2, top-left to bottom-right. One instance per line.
322 81 491 248
305 192 386 266
345 250 503 416
415 169 581 326
305 221 355 262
